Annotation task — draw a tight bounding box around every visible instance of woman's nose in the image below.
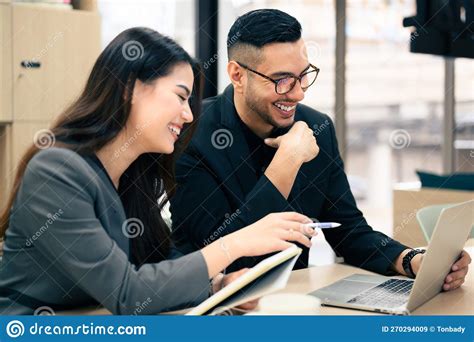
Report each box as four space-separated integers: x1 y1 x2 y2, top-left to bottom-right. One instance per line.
182 108 193 123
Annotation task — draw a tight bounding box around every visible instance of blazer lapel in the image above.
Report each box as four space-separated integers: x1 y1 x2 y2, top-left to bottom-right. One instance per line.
218 85 259 197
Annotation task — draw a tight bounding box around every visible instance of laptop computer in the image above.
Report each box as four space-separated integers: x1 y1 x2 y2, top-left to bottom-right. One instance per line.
309 199 474 315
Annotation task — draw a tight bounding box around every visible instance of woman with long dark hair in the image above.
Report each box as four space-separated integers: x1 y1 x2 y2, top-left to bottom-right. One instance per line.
0 27 314 314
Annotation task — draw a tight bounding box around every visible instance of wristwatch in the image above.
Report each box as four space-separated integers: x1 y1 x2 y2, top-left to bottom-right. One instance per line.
402 249 426 278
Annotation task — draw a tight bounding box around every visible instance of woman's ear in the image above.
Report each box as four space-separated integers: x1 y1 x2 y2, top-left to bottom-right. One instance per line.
227 61 245 94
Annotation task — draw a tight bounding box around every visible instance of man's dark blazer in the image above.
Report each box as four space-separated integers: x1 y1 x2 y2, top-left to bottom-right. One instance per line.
170 85 408 274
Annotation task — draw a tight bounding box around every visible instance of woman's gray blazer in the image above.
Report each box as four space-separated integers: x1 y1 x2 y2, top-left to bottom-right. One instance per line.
0 147 210 314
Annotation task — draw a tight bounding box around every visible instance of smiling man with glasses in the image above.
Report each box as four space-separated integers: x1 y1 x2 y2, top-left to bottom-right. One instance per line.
169 9 470 289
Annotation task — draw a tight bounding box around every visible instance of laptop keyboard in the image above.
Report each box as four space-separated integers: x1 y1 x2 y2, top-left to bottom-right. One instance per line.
347 279 414 308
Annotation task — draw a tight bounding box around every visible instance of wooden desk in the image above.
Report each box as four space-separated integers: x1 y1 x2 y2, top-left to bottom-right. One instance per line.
61 241 473 316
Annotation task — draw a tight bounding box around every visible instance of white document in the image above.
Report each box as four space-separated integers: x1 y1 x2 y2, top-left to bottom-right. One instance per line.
186 245 302 315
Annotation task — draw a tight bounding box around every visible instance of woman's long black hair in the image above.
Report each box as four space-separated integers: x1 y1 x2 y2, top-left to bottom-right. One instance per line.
0 27 203 267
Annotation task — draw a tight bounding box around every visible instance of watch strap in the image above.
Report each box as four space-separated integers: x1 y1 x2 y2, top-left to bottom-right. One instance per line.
402 249 426 278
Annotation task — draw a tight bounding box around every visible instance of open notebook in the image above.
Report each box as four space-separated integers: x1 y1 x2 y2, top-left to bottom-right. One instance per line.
186 245 302 315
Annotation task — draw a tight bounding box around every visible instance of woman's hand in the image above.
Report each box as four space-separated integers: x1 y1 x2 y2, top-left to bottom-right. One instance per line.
212 269 259 311
201 212 316 279
227 212 316 258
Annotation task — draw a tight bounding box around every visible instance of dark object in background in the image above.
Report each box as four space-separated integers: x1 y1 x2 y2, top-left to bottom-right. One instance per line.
417 170 474 191
196 0 219 99
403 0 474 58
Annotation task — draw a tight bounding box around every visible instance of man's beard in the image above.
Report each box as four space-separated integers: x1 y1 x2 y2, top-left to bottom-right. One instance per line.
244 84 294 129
